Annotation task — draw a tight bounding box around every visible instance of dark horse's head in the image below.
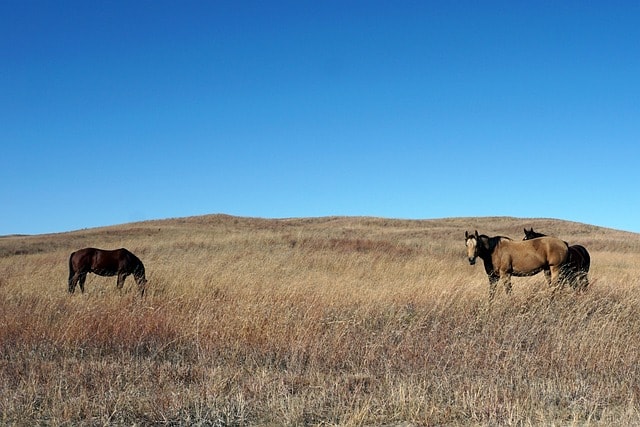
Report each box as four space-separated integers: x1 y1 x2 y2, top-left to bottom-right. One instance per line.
523 227 545 241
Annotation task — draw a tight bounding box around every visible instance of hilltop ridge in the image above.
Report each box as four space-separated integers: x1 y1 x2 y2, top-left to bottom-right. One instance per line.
1 214 638 258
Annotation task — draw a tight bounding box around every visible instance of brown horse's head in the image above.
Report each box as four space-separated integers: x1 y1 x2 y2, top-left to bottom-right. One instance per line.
465 230 479 265
135 276 147 296
133 265 147 296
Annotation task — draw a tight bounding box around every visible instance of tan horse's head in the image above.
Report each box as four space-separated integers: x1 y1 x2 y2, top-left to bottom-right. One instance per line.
465 230 479 265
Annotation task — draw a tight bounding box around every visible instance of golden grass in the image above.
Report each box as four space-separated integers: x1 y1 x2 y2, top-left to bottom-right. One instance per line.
1 215 640 425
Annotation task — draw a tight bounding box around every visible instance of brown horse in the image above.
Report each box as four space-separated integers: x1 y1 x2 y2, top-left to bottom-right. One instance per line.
68 248 147 295
465 230 568 300
523 228 590 291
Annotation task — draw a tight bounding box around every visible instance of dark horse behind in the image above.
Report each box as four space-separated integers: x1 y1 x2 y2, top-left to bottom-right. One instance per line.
523 228 590 291
68 248 147 295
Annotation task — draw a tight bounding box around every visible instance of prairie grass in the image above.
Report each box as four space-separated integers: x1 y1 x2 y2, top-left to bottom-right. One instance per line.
1 215 640 425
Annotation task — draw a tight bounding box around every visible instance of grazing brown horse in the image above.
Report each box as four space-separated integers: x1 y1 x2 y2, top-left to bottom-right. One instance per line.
465 230 569 300
523 228 590 291
68 248 147 295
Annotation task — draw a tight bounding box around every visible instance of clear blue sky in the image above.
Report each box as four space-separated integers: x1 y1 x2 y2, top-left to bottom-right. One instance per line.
2 1 639 235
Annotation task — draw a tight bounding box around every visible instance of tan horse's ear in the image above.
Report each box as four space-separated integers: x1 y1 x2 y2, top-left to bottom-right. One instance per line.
475 230 479 238
465 231 469 239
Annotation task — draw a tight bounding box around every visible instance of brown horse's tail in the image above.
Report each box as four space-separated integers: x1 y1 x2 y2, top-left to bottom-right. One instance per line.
68 252 75 288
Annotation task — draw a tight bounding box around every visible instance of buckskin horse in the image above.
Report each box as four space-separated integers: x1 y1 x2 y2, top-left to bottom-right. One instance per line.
523 228 590 291
68 248 147 295
465 230 568 300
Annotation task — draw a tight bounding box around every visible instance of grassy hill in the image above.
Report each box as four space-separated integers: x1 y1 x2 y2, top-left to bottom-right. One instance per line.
1 215 639 425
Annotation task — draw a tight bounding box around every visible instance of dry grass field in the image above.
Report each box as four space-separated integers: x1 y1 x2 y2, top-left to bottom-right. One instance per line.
1 214 640 426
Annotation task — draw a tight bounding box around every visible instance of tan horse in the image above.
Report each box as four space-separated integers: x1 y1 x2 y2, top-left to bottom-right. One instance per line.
465 230 568 300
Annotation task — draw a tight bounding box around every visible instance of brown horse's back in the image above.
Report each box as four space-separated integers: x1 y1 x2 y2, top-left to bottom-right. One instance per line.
93 248 130 275
70 248 142 274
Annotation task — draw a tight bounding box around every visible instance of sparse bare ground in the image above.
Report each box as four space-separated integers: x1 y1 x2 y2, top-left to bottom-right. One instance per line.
1 215 640 425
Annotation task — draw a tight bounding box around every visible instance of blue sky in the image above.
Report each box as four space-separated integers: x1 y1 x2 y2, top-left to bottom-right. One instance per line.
2 1 639 235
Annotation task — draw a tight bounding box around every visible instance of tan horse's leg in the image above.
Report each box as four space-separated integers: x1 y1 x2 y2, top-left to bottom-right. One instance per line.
549 265 564 296
502 272 512 295
544 269 551 285
488 274 499 301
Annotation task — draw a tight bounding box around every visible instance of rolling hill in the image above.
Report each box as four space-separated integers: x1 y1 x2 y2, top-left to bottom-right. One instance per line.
1 214 639 425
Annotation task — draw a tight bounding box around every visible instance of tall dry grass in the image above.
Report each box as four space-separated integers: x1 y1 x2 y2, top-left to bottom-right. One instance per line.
1 215 640 425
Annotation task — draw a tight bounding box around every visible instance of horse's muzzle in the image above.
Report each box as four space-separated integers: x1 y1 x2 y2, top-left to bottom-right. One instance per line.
468 257 476 265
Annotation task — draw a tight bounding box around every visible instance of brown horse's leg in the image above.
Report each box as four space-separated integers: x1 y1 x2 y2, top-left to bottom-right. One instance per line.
69 273 79 293
78 273 87 293
117 273 127 289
